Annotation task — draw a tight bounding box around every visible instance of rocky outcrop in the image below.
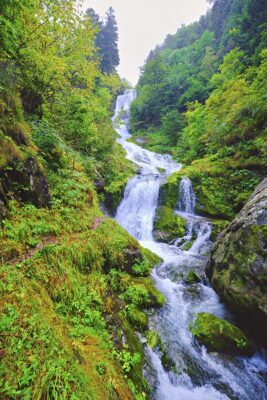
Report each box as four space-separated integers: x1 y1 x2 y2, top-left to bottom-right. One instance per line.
207 178 267 338
0 157 50 210
190 312 251 355
153 205 186 243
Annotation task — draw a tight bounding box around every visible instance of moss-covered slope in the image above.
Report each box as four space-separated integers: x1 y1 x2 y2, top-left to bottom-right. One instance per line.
0 176 163 398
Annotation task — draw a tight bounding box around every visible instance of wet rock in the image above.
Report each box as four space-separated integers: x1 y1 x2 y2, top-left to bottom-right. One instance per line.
161 350 176 372
122 248 143 273
186 270 201 284
207 178 267 338
146 330 162 350
190 312 251 355
94 178 105 192
153 206 186 243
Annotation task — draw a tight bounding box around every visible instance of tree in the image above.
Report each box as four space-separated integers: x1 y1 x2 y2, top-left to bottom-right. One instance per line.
86 8 104 55
100 7 120 74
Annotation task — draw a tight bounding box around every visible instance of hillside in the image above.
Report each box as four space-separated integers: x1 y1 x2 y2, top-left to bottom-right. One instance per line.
131 0 267 220
0 2 159 399
0 0 266 399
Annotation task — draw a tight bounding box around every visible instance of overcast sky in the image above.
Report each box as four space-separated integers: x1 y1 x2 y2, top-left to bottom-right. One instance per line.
83 0 209 85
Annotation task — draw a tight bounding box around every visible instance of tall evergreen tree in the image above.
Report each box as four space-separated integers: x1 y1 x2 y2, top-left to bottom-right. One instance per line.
85 7 120 75
86 8 104 54
101 7 120 74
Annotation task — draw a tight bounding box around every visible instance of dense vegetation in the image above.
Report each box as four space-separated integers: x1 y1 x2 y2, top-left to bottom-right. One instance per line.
131 0 267 220
0 0 266 397
0 1 160 399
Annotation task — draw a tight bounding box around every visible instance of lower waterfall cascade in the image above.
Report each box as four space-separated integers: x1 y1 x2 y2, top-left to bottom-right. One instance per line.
114 90 267 400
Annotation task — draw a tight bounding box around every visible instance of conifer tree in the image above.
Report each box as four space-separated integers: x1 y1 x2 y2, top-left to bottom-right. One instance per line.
86 8 104 54
85 7 120 75
101 7 120 74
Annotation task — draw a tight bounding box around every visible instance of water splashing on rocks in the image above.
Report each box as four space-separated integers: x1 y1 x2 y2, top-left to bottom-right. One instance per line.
114 90 267 400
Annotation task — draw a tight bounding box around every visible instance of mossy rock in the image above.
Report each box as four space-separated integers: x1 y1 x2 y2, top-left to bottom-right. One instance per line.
208 179 267 340
153 206 186 243
158 180 180 209
186 270 201 284
125 305 148 331
146 330 162 350
190 313 251 355
182 239 195 251
161 350 176 372
164 158 261 220
133 277 166 308
210 219 230 241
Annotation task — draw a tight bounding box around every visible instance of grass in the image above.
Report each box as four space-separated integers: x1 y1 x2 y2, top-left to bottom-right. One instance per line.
0 159 163 399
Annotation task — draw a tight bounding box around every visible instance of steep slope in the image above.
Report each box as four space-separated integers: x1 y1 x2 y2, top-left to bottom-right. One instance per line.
0 1 161 398
130 0 267 226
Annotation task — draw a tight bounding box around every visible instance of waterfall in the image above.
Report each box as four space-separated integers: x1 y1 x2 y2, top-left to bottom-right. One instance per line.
115 90 181 240
113 90 267 400
174 178 212 254
178 177 196 215
116 174 161 241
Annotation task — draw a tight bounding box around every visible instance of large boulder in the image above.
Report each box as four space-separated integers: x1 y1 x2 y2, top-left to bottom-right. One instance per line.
190 312 250 354
207 178 267 337
153 205 186 243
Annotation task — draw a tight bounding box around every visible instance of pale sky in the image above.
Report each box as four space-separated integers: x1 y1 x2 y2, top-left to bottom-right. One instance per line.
82 0 209 85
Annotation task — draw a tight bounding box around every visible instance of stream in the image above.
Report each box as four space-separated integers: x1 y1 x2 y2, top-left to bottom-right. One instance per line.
113 90 267 400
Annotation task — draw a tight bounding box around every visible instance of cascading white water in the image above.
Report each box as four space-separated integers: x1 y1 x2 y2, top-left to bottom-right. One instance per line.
178 177 196 214
115 90 180 240
174 178 212 254
116 174 161 240
113 90 267 400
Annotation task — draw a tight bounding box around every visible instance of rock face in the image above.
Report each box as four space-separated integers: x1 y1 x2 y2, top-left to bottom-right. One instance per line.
190 313 250 354
207 178 267 337
0 158 50 210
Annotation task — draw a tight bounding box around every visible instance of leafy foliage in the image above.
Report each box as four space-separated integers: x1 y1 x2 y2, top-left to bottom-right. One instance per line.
0 1 151 399
131 0 267 215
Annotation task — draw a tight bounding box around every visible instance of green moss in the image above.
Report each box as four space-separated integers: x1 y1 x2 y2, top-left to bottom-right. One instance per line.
123 305 148 331
161 351 176 372
146 330 162 350
190 312 250 354
120 320 150 395
159 180 180 209
135 277 166 308
164 158 260 219
153 206 186 242
183 240 194 251
141 247 162 268
210 219 230 241
0 133 24 168
186 270 201 284
121 278 165 310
